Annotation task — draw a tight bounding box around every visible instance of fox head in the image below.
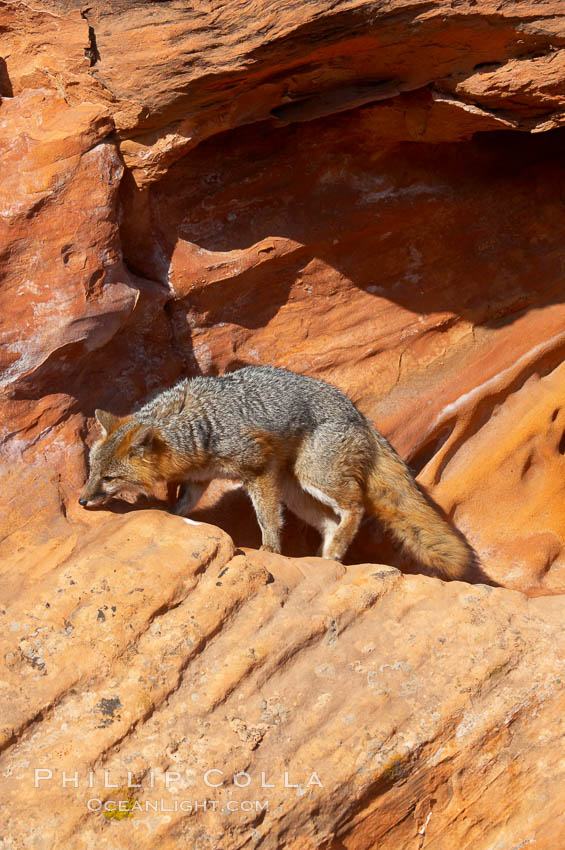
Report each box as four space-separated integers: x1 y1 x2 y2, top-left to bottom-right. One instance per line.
79 409 160 507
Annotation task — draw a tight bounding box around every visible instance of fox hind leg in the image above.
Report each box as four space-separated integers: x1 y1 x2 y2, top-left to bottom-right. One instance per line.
301 482 364 561
294 424 368 561
326 504 364 560
281 473 339 554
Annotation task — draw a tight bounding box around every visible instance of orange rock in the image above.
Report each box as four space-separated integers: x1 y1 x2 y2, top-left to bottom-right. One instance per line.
1 515 564 848
2 1 565 844
2 1 565 595
0 89 136 393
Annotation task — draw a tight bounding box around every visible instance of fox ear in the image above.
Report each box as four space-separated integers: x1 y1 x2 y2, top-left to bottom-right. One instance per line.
95 409 118 436
129 425 154 454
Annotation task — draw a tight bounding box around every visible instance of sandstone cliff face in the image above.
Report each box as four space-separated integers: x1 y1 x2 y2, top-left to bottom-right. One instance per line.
1 1 565 847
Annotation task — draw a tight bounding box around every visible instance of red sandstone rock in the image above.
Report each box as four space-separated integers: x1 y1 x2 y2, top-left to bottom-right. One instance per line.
0 87 137 397
1 0 565 588
1 514 565 848
2 0 565 845
1 2 564 584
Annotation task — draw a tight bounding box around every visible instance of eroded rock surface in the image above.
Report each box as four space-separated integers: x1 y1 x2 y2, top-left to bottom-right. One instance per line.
2 0 565 593
2 0 565 846
1 514 564 848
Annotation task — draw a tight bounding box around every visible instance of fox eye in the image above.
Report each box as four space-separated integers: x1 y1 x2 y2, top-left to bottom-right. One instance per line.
102 475 115 483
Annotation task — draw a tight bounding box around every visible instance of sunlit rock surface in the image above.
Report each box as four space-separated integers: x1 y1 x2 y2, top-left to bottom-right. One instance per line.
2 1 565 846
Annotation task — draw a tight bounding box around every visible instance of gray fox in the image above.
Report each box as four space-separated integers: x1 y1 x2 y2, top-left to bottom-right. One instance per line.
80 365 475 579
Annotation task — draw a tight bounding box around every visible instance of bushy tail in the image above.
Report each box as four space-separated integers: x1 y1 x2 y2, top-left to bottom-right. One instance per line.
366 435 475 580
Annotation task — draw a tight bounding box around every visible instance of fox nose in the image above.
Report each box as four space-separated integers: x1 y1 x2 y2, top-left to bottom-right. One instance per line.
78 497 88 506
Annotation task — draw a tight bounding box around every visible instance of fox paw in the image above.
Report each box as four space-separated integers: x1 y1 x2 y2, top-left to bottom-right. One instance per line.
259 544 280 554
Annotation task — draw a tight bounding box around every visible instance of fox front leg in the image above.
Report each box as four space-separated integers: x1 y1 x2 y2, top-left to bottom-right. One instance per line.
172 481 208 516
246 470 283 553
